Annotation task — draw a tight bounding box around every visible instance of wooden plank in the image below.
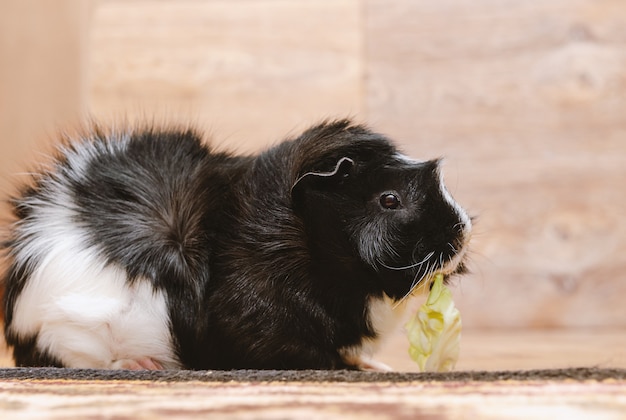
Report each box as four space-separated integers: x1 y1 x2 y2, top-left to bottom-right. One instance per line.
365 0 626 327
1 372 625 419
89 0 363 152
0 0 92 191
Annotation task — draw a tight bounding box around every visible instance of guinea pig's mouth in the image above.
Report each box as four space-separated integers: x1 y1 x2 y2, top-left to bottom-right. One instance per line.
435 250 469 285
380 242 469 304
428 260 468 290
418 259 467 294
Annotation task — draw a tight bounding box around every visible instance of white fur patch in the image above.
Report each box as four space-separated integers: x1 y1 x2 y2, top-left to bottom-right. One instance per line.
365 294 405 351
436 165 472 273
394 153 422 165
9 157 180 369
340 295 404 370
357 218 398 267
59 130 130 181
437 165 472 239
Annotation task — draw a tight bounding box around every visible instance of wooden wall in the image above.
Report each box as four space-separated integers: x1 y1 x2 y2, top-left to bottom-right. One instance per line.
0 0 92 190
1 0 625 330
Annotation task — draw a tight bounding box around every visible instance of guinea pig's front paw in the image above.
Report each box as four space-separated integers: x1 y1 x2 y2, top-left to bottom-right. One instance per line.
111 357 164 370
345 355 393 372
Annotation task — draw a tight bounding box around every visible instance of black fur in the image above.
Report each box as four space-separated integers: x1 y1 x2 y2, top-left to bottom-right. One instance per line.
3 119 470 369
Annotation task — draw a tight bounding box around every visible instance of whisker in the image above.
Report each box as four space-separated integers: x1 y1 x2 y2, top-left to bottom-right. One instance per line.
410 239 423 262
378 251 434 271
392 258 438 309
452 221 465 231
405 270 421 297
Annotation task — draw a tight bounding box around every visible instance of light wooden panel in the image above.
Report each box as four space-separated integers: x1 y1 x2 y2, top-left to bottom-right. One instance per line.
0 0 92 196
89 0 363 152
366 0 626 327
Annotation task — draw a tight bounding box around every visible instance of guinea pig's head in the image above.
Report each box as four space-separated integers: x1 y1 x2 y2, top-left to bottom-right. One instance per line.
291 121 472 301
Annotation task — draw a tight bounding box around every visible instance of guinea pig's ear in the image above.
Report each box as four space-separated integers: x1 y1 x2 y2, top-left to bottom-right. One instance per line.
291 157 354 210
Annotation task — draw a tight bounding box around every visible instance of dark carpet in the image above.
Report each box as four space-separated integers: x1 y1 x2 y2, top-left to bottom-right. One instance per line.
1 366 624 382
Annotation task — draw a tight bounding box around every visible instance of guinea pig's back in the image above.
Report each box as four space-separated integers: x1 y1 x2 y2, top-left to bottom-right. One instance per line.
3 127 241 369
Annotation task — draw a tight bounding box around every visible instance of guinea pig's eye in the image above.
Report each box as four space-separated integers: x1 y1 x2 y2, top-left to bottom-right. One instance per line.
380 193 401 210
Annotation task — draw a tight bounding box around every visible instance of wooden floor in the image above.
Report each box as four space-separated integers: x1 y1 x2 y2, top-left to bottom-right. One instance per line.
379 328 626 372
2 328 625 371
2 329 624 419
2 370 624 420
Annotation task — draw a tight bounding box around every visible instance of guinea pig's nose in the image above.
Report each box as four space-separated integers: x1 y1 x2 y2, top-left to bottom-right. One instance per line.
434 222 466 246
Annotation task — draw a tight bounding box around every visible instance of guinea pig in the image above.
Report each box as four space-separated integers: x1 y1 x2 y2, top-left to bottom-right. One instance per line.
2 119 471 370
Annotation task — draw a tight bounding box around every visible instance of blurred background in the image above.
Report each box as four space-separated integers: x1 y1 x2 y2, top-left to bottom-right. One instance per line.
1 0 625 370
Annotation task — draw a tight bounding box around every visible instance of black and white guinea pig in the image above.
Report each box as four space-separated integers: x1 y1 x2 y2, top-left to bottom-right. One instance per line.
2 119 471 370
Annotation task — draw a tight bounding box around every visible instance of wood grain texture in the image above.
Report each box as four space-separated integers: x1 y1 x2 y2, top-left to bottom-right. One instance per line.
1 370 625 419
0 0 92 194
89 0 363 152
366 0 626 328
